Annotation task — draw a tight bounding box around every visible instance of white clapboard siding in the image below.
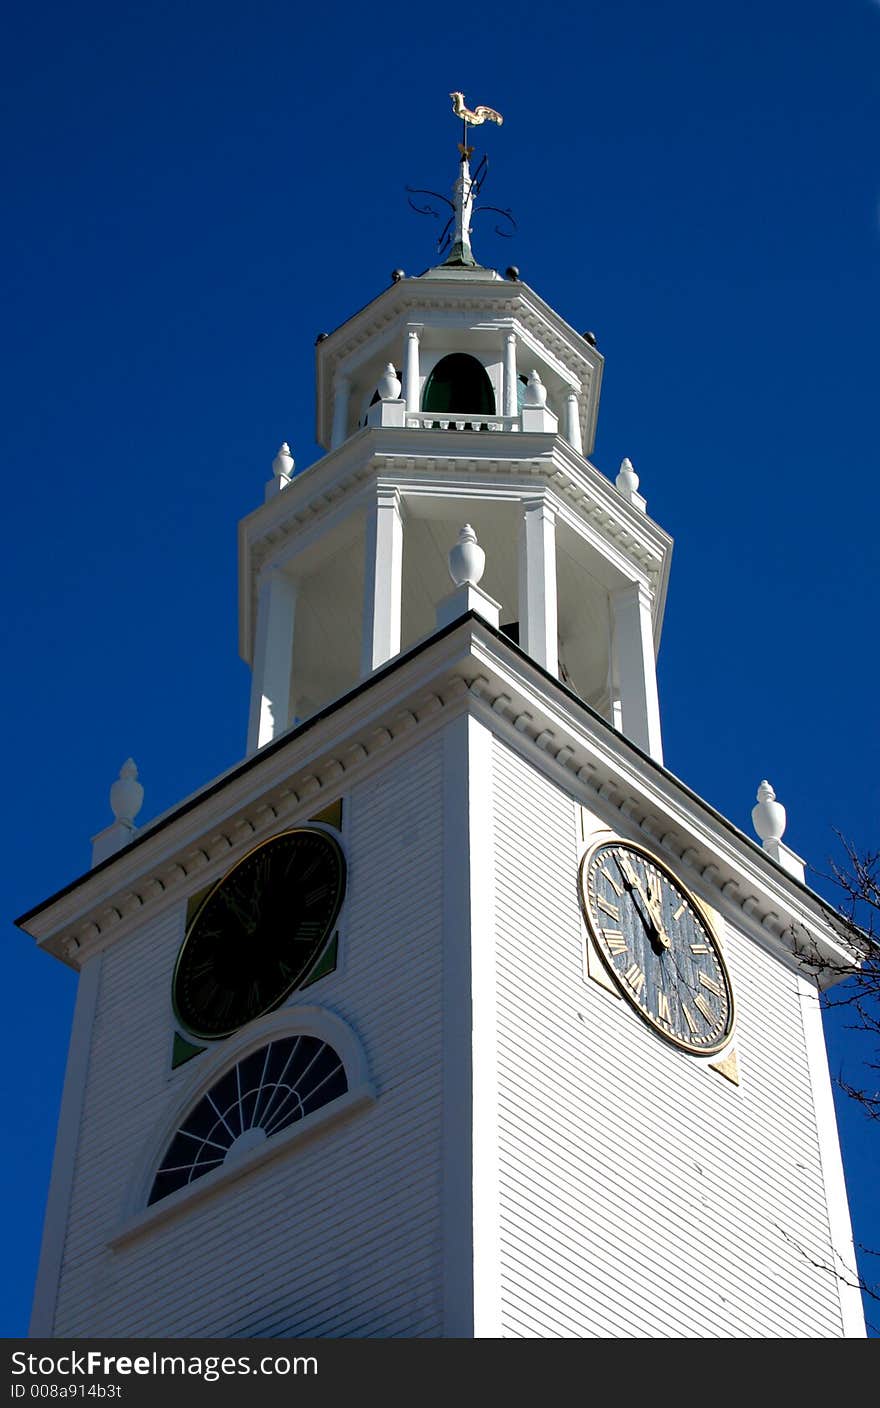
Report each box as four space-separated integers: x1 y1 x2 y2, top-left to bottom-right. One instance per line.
53 737 445 1338
491 736 846 1339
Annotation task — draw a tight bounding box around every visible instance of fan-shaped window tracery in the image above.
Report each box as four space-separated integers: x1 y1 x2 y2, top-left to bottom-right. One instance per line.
148 1035 347 1205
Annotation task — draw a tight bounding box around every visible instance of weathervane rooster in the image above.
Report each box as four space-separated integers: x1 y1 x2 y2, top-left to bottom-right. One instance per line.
449 91 504 127
449 90 504 161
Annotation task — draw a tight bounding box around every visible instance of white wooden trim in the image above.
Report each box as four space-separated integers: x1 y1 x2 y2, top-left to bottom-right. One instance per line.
361 485 404 676
612 580 663 764
441 713 475 1336
796 970 867 1336
246 566 297 754
519 496 559 677
29 953 103 1336
440 714 502 1337
468 716 502 1337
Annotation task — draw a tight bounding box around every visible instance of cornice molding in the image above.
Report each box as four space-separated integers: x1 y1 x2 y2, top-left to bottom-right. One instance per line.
19 619 855 986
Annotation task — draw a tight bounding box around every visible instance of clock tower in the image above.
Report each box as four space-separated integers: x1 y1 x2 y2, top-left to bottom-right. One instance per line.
18 102 866 1339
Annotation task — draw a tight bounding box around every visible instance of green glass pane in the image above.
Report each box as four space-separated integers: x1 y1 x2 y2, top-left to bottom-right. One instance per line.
185 881 214 928
172 1030 207 1069
302 932 338 989
309 798 343 832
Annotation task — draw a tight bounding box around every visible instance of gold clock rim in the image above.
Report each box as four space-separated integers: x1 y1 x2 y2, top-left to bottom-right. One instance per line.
171 826 347 1042
577 835 736 1056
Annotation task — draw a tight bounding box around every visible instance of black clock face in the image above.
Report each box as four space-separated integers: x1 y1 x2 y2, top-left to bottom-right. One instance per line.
173 828 346 1041
579 840 734 1055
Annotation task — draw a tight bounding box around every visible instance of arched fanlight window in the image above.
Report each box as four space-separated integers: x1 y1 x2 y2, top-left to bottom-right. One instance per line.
148 1035 347 1205
422 353 496 416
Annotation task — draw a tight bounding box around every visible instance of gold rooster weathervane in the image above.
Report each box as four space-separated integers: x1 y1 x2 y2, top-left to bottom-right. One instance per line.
406 93 512 268
450 90 504 159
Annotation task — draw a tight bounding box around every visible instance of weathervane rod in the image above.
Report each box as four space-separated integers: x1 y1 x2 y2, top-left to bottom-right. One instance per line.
447 91 504 266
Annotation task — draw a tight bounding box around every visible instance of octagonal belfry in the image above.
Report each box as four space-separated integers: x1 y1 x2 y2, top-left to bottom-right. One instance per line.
241 224 671 764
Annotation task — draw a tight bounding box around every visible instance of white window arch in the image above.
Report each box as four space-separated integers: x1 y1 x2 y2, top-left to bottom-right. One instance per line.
113 1007 374 1245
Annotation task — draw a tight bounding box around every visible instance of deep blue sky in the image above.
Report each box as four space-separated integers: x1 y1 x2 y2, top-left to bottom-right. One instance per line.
3 1 878 1337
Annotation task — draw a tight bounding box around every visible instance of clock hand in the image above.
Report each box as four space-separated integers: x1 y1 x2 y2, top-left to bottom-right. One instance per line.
613 853 670 951
643 876 672 951
221 890 258 936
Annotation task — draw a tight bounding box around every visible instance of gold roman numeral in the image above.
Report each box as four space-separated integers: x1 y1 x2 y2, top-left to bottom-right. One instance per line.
623 963 645 996
597 895 620 921
694 993 715 1025
680 999 698 1034
699 972 724 998
690 943 709 955
602 929 627 955
597 865 623 897
656 991 671 1023
673 902 686 921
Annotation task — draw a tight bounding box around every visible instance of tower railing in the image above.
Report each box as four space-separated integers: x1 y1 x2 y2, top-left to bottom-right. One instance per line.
405 411 520 433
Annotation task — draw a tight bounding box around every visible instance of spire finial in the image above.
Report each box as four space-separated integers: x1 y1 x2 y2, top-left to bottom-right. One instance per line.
272 443 294 483
752 780 786 845
448 524 486 587
110 758 144 826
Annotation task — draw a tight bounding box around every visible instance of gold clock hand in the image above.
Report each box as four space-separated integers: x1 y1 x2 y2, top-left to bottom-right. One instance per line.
614 852 670 950
643 877 671 951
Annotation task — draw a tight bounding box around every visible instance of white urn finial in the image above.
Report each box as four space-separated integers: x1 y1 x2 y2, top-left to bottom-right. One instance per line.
272 442 294 480
616 457 639 494
752 780 786 845
448 524 486 587
378 364 402 401
110 758 144 826
523 370 547 408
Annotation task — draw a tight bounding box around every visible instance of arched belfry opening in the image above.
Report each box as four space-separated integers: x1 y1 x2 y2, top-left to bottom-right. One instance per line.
422 353 496 416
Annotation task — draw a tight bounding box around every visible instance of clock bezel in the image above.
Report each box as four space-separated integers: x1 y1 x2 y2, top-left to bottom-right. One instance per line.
578 835 736 1056
172 826 346 1042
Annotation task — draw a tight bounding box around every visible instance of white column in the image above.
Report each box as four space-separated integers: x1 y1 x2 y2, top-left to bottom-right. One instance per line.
246 566 297 754
611 580 663 763
518 497 559 677
361 486 404 675
502 330 518 417
403 325 422 414
564 390 583 454
330 374 350 449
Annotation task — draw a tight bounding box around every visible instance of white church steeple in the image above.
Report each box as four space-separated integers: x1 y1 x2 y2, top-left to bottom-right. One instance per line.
242 107 669 762
17 94 866 1342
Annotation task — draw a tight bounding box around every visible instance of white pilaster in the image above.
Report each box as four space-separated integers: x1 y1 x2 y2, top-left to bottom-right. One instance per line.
441 713 501 1337
30 953 104 1336
518 497 559 677
502 330 518 418
330 374 350 450
796 970 867 1337
611 581 663 763
246 566 297 754
361 486 404 675
564 390 583 454
403 326 422 414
